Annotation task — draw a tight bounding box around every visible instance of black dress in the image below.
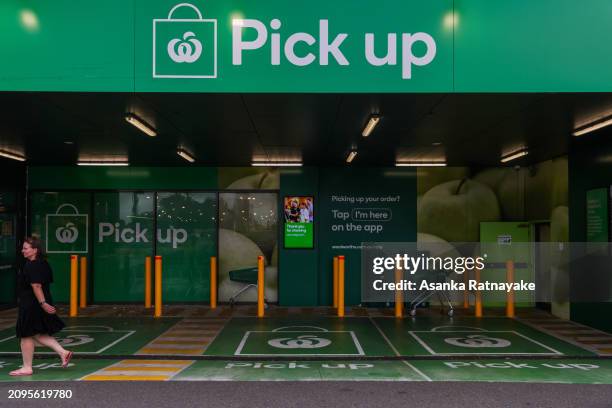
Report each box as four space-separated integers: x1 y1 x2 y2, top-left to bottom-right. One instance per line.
15 259 65 338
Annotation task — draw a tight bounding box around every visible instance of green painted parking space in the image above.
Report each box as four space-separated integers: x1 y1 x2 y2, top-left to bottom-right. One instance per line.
0 317 179 355
373 317 595 356
0 358 115 382
412 359 612 384
2 357 612 383
204 317 395 357
174 360 422 381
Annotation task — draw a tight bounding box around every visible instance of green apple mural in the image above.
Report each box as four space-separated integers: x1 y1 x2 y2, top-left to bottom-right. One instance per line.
417 167 470 195
218 228 278 303
220 168 280 190
418 178 501 242
474 168 523 220
417 158 570 318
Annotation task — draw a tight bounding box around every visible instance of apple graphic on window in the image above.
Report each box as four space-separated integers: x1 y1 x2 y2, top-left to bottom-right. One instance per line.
418 179 500 242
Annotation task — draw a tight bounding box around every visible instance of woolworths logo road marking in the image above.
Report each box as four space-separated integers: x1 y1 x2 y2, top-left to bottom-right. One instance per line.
154 3 437 80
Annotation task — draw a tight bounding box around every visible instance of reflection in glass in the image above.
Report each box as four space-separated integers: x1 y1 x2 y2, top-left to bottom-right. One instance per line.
219 193 278 302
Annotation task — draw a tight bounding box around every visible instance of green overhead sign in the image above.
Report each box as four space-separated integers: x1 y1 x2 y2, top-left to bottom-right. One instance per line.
1 0 612 92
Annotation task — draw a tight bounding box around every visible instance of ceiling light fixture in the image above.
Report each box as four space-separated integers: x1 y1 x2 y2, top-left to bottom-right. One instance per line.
252 161 302 167
346 151 358 163
362 114 381 137
500 149 528 163
125 113 157 137
573 115 612 137
77 161 129 167
395 161 446 167
177 148 195 163
0 150 26 162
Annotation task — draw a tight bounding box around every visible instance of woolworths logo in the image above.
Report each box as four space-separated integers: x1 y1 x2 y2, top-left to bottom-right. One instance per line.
98 223 187 249
154 3 436 80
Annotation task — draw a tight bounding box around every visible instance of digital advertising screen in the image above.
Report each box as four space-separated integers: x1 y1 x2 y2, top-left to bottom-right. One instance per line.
283 196 314 249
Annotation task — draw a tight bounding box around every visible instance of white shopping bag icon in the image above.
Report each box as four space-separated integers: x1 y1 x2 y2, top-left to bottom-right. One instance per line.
46 204 88 254
153 3 218 78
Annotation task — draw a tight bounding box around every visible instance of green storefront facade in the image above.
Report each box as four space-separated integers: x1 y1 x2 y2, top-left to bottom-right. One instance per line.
1 0 612 331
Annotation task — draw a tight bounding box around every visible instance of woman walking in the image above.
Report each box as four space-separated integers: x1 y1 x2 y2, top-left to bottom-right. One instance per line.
9 237 72 376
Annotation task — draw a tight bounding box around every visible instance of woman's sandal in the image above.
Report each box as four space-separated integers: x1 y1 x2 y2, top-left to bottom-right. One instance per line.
61 351 73 368
9 369 33 376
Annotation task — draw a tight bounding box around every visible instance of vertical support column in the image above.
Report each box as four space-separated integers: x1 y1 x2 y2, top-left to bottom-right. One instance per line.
79 257 87 308
475 265 483 318
145 256 152 308
338 255 345 317
210 256 217 309
70 255 78 317
394 268 403 318
506 260 515 318
257 256 265 318
333 256 338 308
154 256 162 318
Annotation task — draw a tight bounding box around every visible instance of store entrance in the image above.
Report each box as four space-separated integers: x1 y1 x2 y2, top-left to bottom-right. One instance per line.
218 192 278 304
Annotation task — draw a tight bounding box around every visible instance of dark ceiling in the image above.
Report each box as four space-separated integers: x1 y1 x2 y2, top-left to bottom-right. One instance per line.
0 92 611 167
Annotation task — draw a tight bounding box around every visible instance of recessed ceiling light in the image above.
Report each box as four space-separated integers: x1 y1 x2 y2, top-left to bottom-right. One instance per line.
500 149 528 163
0 150 26 162
573 115 612 137
432 142 442 146
346 151 358 163
177 148 195 163
125 113 157 137
77 161 129 166
252 161 302 167
395 161 446 167
362 114 381 137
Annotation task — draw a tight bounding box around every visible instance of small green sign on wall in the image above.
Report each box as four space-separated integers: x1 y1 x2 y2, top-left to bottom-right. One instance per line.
586 188 609 243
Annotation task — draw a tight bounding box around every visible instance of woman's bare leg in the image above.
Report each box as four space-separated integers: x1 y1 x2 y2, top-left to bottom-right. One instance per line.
9 337 34 375
33 334 69 360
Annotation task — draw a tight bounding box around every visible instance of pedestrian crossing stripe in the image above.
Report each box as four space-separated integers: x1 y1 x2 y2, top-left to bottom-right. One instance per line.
80 360 194 381
136 318 227 356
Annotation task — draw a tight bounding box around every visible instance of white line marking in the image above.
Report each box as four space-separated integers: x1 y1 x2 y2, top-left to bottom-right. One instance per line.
369 317 400 356
408 332 436 355
96 331 136 354
234 331 251 356
401 360 432 382
408 330 562 355
350 331 365 356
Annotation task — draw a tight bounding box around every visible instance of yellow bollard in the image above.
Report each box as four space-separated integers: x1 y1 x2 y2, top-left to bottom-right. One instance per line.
338 256 345 317
70 255 78 317
506 260 515 318
145 256 152 309
463 270 469 309
154 256 162 318
394 268 403 318
475 266 483 318
79 257 87 309
257 256 265 318
210 256 217 309
333 256 338 308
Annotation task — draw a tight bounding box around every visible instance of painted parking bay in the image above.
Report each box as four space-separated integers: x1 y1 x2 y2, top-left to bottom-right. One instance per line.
204 317 395 357
373 317 595 356
175 360 423 381
0 317 178 356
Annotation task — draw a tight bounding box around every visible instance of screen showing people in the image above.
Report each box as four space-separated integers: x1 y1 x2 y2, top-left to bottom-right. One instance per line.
284 196 314 248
